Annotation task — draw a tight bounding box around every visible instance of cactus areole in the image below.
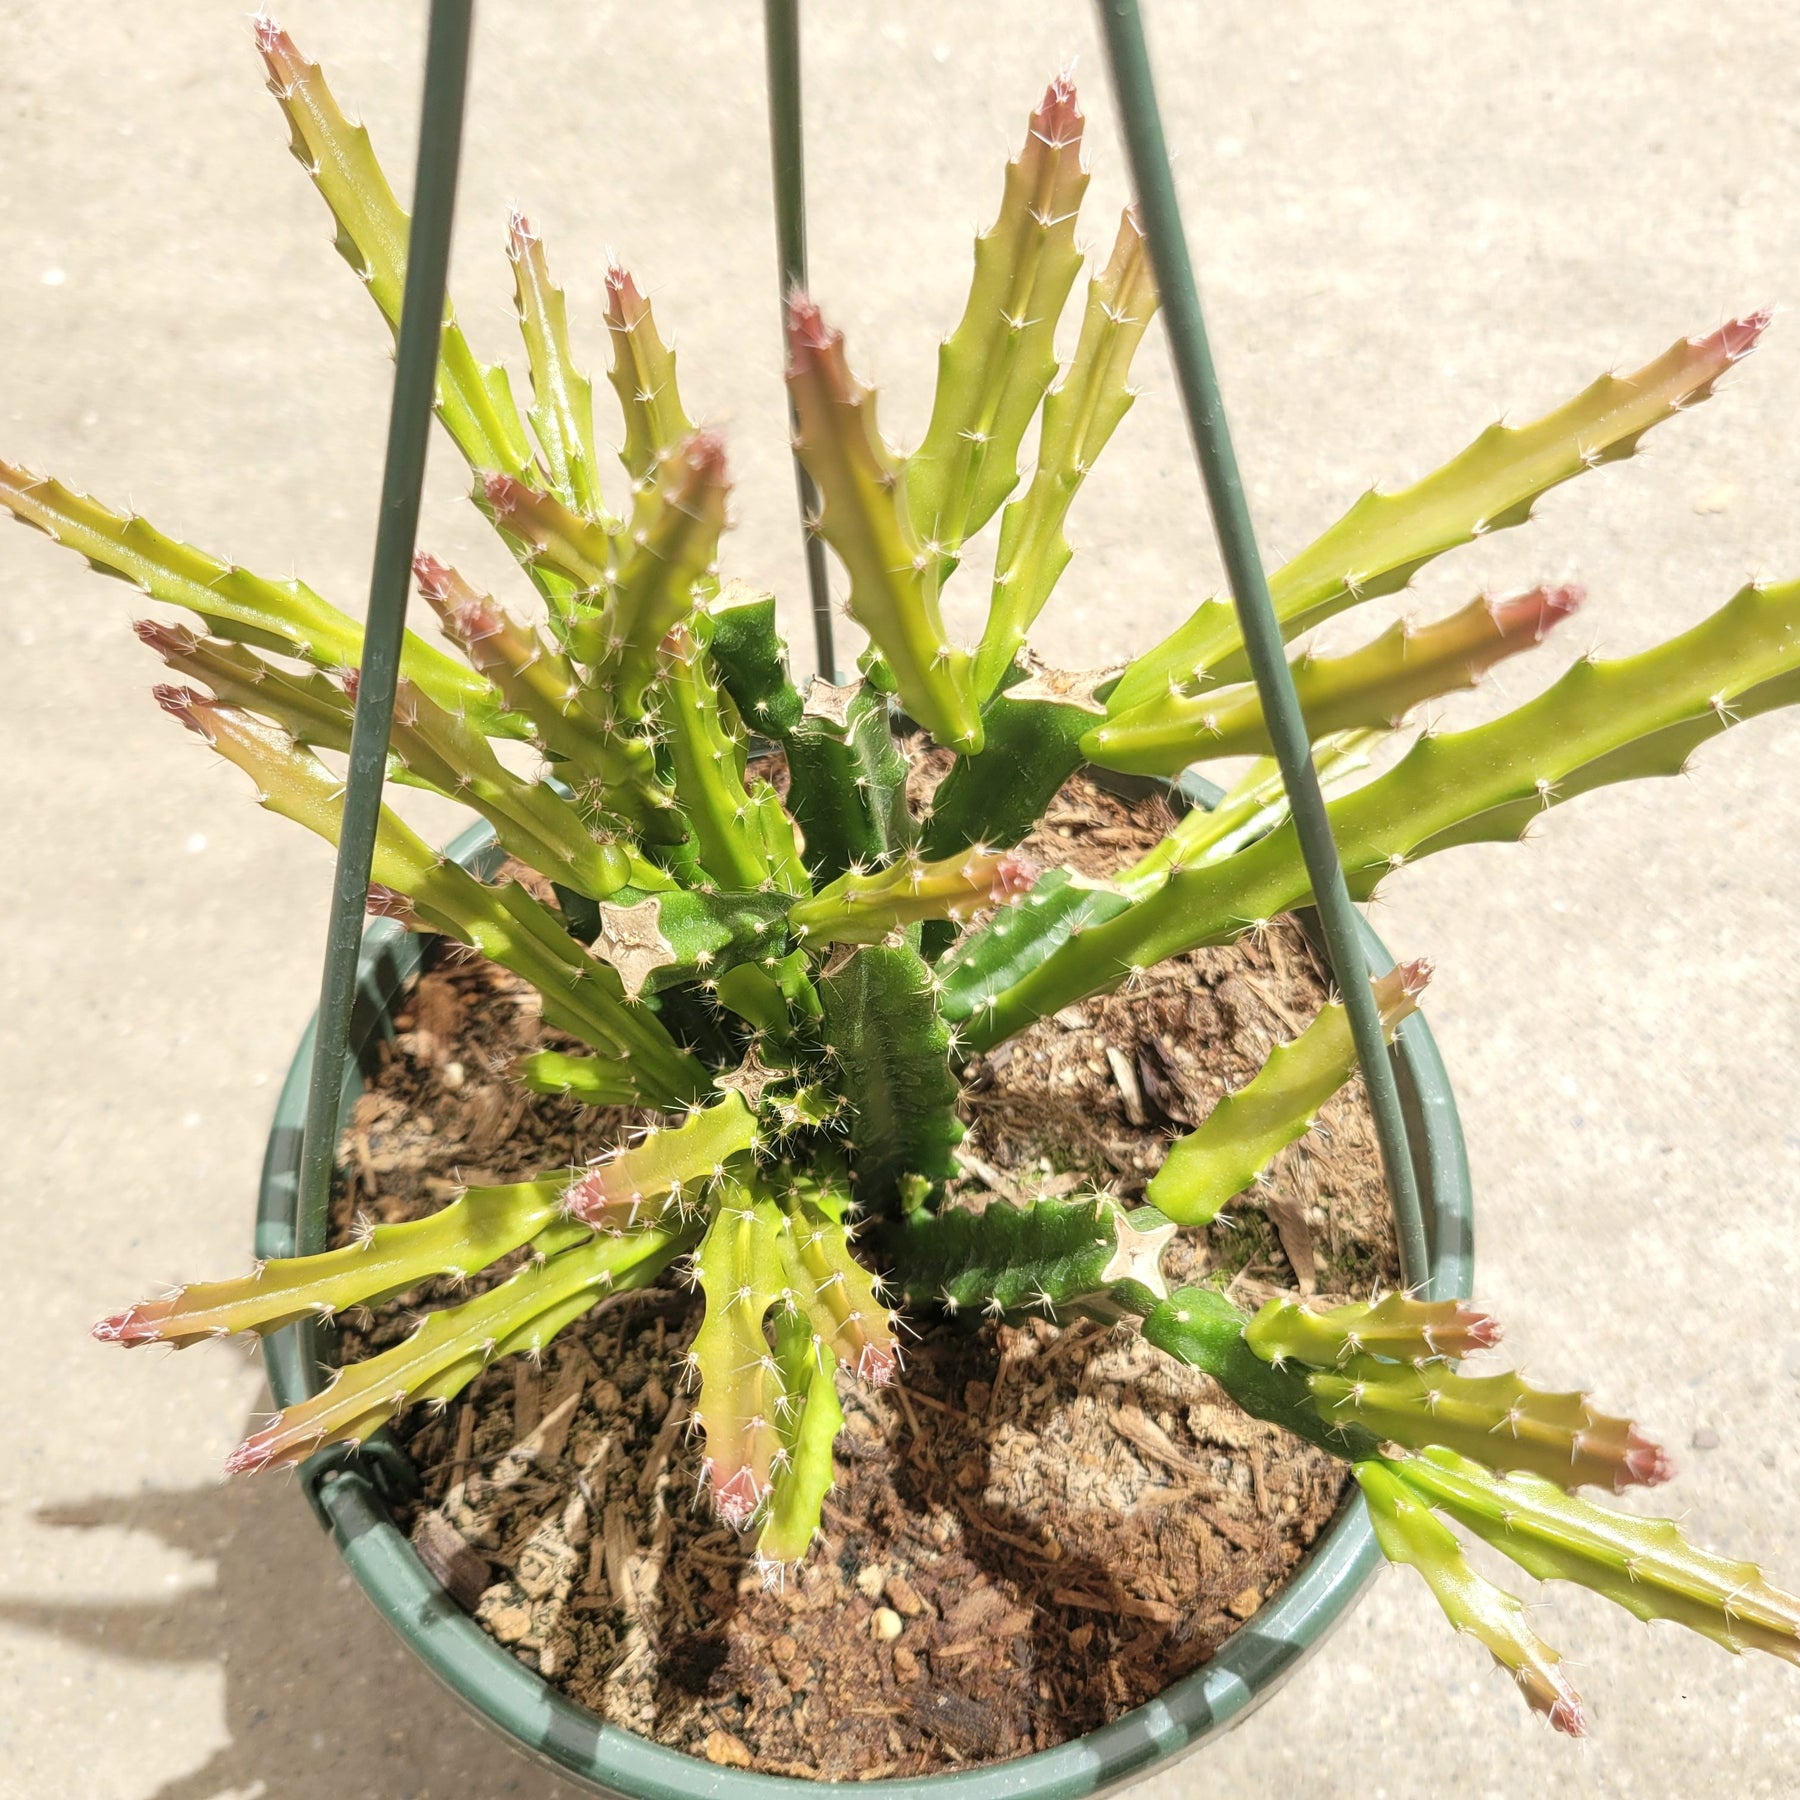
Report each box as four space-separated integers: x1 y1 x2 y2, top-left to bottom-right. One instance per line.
33 14 1800 1789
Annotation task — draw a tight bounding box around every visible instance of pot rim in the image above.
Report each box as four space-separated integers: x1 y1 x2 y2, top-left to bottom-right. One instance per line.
255 783 1473 1800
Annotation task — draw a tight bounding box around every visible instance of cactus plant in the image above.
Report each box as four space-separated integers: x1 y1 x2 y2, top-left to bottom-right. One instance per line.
21 16 1799 1743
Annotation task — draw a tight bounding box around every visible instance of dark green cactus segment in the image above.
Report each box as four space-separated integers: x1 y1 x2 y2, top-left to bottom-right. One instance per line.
967 578 1800 1046
919 664 1105 859
1140 1287 1381 1462
1308 1357 1673 1493
1246 1292 1500 1368
818 944 963 1207
883 1197 1176 1317
783 681 913 886
703 582 805 737
587 888 793 1001
935 868 1131 1026
905 76 1089 576
1388 1447 1800 1666
1109 311 1772 711
512 1048 641 1108
1355 1461 1587 1736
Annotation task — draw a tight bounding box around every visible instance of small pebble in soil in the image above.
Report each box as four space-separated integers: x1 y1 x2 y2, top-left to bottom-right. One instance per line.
872 1607 904 1642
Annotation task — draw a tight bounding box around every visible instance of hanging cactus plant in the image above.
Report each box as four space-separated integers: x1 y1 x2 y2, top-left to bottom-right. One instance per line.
20 15 1799 1739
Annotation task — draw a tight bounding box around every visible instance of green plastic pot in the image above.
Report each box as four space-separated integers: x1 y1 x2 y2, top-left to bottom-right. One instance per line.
255 773 1473 1799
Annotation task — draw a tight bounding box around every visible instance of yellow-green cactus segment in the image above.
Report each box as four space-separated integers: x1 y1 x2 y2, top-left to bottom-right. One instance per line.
506 211 610 522
690 1185 792 1529
1110 311 1773 712
1145 962 1429 1225
974 207 1160 700
786 296 983 754
254 19 533 482
789 845 1039 946
905 76 1090 580
1355 1461 1586 1736
1245 1293 1501 1368
512 1048 642 1108
755 1308 846 1569
776 1196 899 1388
223 1217 689 1473
1390 1447 1800 1665
560 1093 759 1230
97 1178 572 1346
1088 585 1583 776
605 263 697 488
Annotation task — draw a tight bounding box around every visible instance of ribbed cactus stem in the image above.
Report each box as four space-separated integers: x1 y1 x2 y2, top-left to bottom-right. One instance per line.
785 295 983 754
1111 311 1772 710
1245 1292 1500 1368
974 207 1160 699
560 1094 758 1230
253 16 533 482
1144 961 1430 1225
1355 1460 1586 1736
224 1217 689 1473
905 75 1090 578
1389 1447 1800 1665
658 622 807 894
480 470 614 598
1087 585 1585 775
690 1186 791 1527
512 1048 641 1108
0 462 492 719
702 582 804 736
790 846 1039 946
755 1307 845 1568
783 678 914 886
159 692 704 1100
506 210 610 522
578 432 730 717
135 619 355 750
604 262 696 486
96 1178 570 1346
956 578 1800 1046
777 1199 900 1386
1311 1357 1673 1493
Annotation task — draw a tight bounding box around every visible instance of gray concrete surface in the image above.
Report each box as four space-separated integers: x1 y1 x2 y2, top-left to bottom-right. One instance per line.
3 2 1798 1794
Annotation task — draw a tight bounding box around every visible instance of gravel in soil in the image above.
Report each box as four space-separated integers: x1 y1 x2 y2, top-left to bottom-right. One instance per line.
324 772 1400 1778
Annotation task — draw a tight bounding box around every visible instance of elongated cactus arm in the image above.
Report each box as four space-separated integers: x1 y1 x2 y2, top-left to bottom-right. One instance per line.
905 76 1090 574
784 679 914 886
790 846 1038 946
690 1186 791 1527
0 463 495 721
579 433 731 718
1245 1292 1500 1368
755 1307 845 1568
512 1048 641 1108
920 663 1111 859
506 211 610 522
1144 961 1430 1225
1118 732 1377 888
658 623 807 893
1310 1357 1672 1493
604 262 697 485
702 582 804 736
883 1197 1177 1319
777 1198 899 1386
961 578 1800 1046
819 944 964 1205
134 619 355 752
1390 1447 1800 1665
224 1218 688 1473
161 692 706 1099
786 296 983 754
480 471 615 596
96 1178 569 1346
561 1093 758 1229
974 208 1159 700
1087 586 1583 775
254 18 533 483
1110 311 1772 710
1354 1461 1586 1735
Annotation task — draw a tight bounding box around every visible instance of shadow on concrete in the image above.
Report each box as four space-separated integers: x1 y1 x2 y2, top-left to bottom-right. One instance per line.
4 1451 587 1800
